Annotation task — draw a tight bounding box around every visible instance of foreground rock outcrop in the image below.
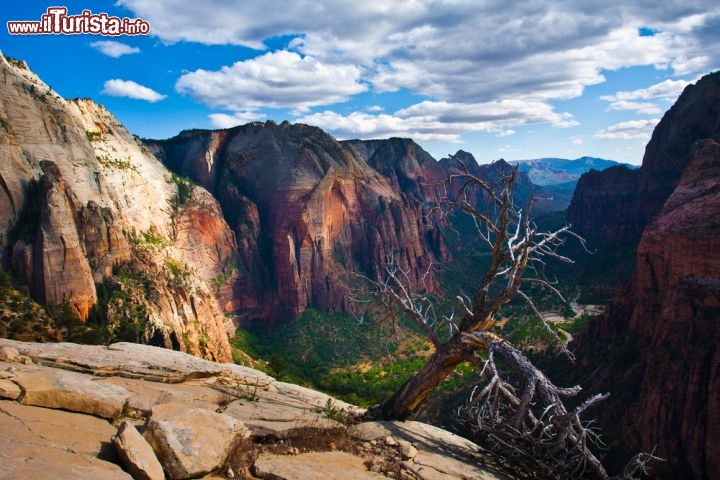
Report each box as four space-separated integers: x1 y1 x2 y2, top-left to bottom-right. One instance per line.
571 140 720 479
0 338 508 480
0 51 236 360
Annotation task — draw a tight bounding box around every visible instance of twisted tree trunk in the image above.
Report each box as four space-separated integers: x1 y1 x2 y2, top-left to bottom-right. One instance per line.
365 333 470 420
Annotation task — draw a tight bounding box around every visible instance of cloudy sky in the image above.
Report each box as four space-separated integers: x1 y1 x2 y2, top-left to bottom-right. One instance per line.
3 1 719 164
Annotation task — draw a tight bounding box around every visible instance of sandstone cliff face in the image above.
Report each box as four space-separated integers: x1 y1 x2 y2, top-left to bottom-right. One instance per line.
150 125 447 324
572 140 720 479
567 71 720 244
0 52 236 361
345 138 447 202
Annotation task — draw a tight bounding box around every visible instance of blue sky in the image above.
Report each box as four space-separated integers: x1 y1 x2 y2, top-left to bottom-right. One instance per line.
2 1 719 164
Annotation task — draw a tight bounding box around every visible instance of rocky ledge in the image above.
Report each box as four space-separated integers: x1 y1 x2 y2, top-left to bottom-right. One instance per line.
0 339 506 480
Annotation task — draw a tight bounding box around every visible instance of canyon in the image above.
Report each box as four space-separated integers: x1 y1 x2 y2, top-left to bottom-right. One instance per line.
569 72 720 479
1 48 719 479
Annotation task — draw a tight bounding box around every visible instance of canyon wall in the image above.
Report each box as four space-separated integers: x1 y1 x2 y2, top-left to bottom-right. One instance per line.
568 73 720 478
149 126 449 324
567 71 720 244
0 52 236 361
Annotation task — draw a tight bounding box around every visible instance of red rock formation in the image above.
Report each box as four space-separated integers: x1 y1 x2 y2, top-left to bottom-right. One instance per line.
567 71 720 244
151 124 448 324
571 140 720 479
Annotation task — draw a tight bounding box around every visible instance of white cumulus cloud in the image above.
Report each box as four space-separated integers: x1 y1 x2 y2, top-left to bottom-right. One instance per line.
101 79 166 103
90 40 140 58
116 0 720 142
209 112 267 129
595 119 659 140
175 51 366 111
298 99 577 142
600 78 691 114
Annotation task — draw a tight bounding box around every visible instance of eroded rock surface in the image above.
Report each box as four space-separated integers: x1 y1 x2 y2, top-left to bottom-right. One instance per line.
0 338 508 480
567 71 720 245
0 51 237 361
571 140 720 479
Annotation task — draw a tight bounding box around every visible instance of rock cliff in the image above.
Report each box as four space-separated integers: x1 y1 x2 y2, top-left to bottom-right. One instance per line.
567 71 720 244
150 126 448 324
0 52 236 361
0 338 508 480
571 140 720 479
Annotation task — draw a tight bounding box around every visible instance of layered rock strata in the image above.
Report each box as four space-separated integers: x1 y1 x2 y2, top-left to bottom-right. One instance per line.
0 52 236 361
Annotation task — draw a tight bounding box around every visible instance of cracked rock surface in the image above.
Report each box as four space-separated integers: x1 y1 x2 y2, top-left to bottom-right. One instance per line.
0 338 508 480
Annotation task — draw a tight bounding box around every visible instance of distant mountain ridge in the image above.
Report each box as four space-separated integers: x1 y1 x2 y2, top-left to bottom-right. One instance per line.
511 156 634 186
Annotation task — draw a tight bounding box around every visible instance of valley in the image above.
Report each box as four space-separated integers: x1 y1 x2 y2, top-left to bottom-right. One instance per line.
0 48 718 479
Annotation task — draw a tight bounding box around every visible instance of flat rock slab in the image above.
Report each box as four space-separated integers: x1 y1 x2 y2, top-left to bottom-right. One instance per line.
0 401 118 458
0 400 130 480
146 402 249 479
349 421 479 453
102 376 223 414
253 451 388 480
12 364 130 419
223 398 344 438
349 421 508 480
0 339 273 385
409 450 507 480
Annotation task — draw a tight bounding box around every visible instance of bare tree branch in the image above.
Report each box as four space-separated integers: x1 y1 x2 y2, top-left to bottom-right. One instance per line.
358 158 655 478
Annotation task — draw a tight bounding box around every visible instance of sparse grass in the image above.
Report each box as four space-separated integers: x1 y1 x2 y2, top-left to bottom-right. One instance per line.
85 130 103 142
6 56 27 70
320 398 358 425
165 258 193 292
96 154 138 172
128 226 172 250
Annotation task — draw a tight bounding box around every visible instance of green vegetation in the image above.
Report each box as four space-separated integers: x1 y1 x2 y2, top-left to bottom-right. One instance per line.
232 308 441 406
164 258 193 292
0 268 60 342
169 173 195 207
557 311 592 335
23 83 52 103
6 56 27 70
46 300 106 345
0 262 151 345
128 226 172 250
96 154 137 172
85 130 103 142
92 262 152 344
213 256 241 288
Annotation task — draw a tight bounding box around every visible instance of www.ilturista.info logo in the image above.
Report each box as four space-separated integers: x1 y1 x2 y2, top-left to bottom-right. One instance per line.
7 7 150 36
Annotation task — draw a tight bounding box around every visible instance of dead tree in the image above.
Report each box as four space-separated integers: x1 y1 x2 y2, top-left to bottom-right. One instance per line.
361 159 631 478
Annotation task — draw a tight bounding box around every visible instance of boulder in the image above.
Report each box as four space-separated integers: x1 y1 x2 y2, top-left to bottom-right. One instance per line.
0 378 21 400
145 403 249 479
113 421 166 480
